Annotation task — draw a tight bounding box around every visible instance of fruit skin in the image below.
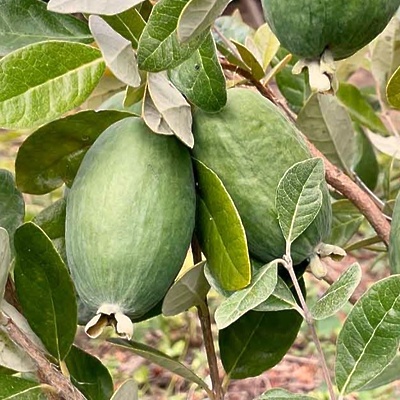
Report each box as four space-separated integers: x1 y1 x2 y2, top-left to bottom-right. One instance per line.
192 88 331 265
262 0 400 60
66 117 196 318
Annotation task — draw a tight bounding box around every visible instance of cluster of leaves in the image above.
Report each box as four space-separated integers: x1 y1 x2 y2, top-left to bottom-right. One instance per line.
1 0 400 399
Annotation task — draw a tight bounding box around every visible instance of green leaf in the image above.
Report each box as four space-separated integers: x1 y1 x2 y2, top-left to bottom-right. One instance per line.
146 71 194 147
335 275 400 394
47 0 145 15
232 39 265 80
389 192 400 274
110 379 138 400
328 200 364 248
257 388 317 400
109 339 210 393
367 131 400 159
337 83 388 135
33 198 66 241
0 229 10 300
14 222 77 362
169 32 227 112
89 16 140 88
177 0 230 43
15 110 132 194
194 159 251 291
215 261 278 329
276 158 324 245
0 0 92 56
162 261 210 316
65 345 114 400
0 375 46 398
214 12 254 46
0 170 25 248
360 354 400 391
137 0 208 72
219 308 303 379
103 7 146 49
297 94 356 175
253 23 280 71
310 263 361 320
0 41 105 129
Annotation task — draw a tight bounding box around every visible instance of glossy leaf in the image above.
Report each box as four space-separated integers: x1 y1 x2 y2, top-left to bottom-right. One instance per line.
103 7 146 49
0 41 105 129
89 16 141 88
367 131 400 159
0 170 25 246
110 380 138 400
0 229 10 299
360 355 400 391
297 94 355 174
65 345 114 400
215 261 278 329
335 275 400 394
137 0 207 72
33 198 66 240
390 192 400 274
311 263 361 320
146 71 194 147
169 32 227 112
337 83 388 134
0 0 92 56
257 388 317 400
15 109 132 194
276 158 324 244
232 39 265 80
219 308 303 379
194 159 251 291
47 0 144 15
0 375 46 398
328 200 364 248
109 339 210 393
162 261 210 316
14 222 77 362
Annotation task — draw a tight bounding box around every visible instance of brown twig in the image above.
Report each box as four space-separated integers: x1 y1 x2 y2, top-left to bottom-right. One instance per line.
220 60 391 246
1 314 84 400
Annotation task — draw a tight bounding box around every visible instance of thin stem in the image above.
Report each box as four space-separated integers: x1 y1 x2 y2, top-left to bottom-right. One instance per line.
283 254 337 400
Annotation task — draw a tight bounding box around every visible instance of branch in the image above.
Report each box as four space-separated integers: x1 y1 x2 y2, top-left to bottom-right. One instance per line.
220 60 391 246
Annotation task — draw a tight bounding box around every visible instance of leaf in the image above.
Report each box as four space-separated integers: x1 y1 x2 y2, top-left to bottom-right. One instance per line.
162 261 210 316
109 339 210 393
336 83 388 134
89 16 141 88
366 131 400 159
169 32 227 112
389 192 400 274
47 0 145 15
137 0 208 72
253 23 280 71
310 263 362 320
388 64 400 108
33 198 66 240
215 261 278 330
219 308 303 379
328 200 364 248
194 159 251 291
110 380 138 400
0 41 105 129
360 354 400 391
177 0 230 43
257 388 317 400
276 158 324 244
0 0 92 56
297 94 356 174
0 229 10 300
146 71 194 147
15 110 133 194
232 39 265 80
103 7 146 49
0 375 46 398
0 170 25 248
335 275 400 394
214 12 254 46
65 345 114 400
14 222 77 362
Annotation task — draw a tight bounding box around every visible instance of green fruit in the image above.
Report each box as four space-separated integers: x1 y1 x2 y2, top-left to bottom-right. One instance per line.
192 88 331 265
66 117 195 337
262 0 400 60
98 91 142 114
